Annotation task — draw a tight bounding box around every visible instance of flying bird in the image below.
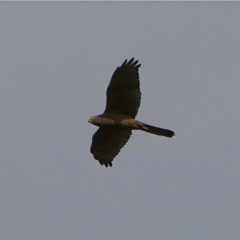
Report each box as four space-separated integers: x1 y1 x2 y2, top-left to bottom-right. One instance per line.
89 58 174 167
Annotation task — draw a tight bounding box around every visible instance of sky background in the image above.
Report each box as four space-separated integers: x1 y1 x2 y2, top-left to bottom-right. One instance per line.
1 2 240 240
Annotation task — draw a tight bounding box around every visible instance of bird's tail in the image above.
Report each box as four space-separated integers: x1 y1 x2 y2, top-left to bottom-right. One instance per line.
137 121 174 137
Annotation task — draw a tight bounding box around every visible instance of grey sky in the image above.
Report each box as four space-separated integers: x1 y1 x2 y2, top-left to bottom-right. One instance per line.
0 2 240 240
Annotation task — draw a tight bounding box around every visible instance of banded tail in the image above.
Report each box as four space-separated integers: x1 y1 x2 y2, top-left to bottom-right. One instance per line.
137 121 174 137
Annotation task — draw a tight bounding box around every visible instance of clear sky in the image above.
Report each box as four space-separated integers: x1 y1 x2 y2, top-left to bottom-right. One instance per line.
0 2 240 240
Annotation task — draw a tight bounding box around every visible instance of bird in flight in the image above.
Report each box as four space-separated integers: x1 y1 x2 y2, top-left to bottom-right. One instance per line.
89 58 174 167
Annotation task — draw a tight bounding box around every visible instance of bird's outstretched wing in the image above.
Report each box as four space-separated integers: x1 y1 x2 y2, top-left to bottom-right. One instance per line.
90 127 132 167
105 58 141 118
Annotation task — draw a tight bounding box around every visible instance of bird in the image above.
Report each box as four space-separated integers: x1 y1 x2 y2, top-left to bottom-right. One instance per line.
88 58 174 167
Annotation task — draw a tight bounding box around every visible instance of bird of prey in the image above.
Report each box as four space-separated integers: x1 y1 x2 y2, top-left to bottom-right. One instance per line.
89 58 174 167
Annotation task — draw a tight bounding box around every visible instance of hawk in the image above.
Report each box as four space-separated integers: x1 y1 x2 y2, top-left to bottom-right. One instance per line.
89 58 174 167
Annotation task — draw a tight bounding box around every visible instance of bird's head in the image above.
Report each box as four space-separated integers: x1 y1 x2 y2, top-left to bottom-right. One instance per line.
88 115 98 125
88 115 115 127
88 115 105 126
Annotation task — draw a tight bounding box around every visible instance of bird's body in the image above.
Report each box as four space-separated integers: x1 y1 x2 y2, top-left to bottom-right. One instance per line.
89 115 174 136
89 58 174 167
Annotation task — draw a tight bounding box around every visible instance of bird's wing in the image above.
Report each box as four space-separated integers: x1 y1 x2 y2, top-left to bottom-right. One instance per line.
104 58 141 118
90 127 132 167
